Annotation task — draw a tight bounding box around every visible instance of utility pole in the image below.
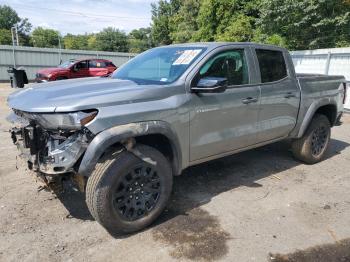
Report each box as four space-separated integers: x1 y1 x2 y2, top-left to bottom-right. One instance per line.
11 26 19 67
58 36 62 64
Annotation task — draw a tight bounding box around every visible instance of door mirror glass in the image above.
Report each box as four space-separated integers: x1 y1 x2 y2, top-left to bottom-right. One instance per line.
191 77 227 93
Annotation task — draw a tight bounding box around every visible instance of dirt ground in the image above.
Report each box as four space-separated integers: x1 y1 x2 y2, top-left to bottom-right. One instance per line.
1 83 350 262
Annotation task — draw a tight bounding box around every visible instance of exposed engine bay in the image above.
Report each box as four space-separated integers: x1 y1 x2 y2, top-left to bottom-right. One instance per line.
8 110 95 177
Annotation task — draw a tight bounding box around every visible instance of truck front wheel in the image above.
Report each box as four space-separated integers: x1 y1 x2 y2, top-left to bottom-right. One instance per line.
291 114 331 164
86 144 173 235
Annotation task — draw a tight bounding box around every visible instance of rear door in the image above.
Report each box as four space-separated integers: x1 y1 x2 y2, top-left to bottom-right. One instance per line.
189 47 261 161
253 48 300 142
89 60 109 76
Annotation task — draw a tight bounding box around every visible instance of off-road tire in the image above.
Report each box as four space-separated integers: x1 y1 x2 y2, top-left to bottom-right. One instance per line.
86 144 173 235
291 114 331 164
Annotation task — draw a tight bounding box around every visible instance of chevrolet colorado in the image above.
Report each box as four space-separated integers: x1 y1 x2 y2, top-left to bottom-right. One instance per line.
7 43 347 234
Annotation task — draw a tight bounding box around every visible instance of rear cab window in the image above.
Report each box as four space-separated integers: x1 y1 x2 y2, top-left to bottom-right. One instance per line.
255 49 287 83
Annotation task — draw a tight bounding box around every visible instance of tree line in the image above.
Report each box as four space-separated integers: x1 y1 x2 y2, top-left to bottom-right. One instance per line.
0 1 349 53
151 0 350 50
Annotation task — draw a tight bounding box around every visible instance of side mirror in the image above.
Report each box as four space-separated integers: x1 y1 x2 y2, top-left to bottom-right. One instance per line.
191 77 228 93
72 66 78 72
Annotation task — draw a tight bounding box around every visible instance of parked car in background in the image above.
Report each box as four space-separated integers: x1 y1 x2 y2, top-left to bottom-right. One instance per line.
35 58 117 82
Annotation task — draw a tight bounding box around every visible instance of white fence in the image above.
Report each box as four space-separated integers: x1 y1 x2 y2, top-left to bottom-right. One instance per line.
290 47 350 111
0 45 136 81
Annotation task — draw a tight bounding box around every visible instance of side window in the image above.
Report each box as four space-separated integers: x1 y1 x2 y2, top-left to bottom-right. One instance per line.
89 60 97 68
76 61 88 69
89 60 106 68
256 49 287 83
199 49 249 86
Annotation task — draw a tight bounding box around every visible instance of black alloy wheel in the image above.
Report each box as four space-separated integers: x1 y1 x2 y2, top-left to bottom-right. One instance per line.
112 164 161 221
311 125 328 157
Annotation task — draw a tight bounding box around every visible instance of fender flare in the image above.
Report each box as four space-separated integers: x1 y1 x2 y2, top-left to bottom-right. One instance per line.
78 121 182 177
297 99 337 138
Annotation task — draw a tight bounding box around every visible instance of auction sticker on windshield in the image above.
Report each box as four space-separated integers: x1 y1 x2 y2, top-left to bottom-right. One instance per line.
173 49 202 65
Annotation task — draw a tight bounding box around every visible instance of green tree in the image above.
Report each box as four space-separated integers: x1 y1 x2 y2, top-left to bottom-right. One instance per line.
31 27 60 48
0 28 12 45
0 5 21 30
128 27 153 53
194 0 260 42
150 0 172 45
216 14 254 42
258 0 350 49
0 5 32 45
95 27 128 52
169 0 201 43
87 35 97 50
63 34 94 50
252 28 287 47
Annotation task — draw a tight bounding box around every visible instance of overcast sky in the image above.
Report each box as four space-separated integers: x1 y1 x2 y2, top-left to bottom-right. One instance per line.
1 0 153 34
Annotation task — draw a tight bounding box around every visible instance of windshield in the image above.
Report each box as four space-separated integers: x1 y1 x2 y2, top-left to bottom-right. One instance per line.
112 46 206 84
58 60 76 68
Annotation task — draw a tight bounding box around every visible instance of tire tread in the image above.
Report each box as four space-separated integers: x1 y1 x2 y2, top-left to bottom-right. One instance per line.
292 114 331 164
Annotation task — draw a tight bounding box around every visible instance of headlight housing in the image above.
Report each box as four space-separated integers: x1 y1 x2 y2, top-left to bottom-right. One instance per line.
25 110 98 130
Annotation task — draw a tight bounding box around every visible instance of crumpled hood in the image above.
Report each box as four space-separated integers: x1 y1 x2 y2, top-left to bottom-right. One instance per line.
7 77 166 113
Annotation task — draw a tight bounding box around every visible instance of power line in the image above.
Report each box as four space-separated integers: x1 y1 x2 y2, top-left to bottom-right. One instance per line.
6 3 151 21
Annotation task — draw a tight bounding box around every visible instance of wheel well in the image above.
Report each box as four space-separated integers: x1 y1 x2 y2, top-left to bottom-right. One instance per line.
314 104 337 126
135 134 175 171
56 76 67 80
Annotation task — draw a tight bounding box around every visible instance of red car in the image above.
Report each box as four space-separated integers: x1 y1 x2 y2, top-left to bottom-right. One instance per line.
35 58 117 82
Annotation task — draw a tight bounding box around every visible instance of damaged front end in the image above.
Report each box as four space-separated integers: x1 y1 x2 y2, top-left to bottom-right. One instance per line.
7 109 97 191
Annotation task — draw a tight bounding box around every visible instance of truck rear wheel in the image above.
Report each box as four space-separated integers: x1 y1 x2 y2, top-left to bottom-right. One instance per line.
86 144 173 235
291 114 331 164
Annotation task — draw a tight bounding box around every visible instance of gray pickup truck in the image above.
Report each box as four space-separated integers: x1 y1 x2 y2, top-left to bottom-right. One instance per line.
7 42 347 234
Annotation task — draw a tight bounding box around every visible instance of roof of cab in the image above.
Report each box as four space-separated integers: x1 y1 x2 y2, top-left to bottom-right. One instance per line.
157 42 288 52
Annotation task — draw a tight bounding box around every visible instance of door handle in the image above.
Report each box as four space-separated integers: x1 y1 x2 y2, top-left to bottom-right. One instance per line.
284 92 296 98
242 97 258 104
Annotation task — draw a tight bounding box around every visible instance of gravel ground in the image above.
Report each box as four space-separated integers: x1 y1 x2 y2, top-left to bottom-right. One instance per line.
1 83 350 262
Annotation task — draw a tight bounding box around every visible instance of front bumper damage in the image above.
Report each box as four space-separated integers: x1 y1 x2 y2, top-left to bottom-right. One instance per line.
8 111 90 176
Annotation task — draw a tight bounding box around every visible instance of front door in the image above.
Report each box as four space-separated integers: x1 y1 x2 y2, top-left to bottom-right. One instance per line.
189 48 261 161
71 60 89 78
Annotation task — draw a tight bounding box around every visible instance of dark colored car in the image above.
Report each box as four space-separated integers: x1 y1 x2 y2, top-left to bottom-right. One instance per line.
35 58 117 82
